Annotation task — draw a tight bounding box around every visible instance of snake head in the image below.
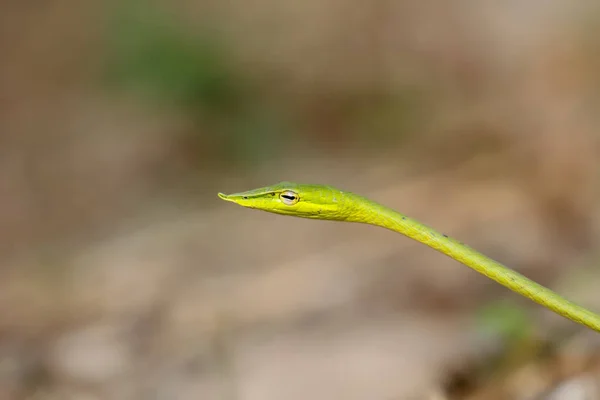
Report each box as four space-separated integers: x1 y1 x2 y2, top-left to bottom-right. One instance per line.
218 181 350 220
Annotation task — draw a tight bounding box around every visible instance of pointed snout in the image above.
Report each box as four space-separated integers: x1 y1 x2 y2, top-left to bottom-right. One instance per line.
218 192 232 201
217 191 250 205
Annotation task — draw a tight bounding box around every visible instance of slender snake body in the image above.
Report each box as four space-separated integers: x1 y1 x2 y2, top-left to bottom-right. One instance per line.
219 182 600 333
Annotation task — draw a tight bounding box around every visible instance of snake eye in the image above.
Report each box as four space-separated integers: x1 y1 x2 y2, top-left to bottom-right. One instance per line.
279 190 299 205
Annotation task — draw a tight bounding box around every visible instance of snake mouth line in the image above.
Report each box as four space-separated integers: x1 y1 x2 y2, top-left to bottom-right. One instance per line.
218 193 233 201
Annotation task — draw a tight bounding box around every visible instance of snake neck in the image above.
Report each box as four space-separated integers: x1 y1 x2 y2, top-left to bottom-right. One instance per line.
341 192 406 227
340 192 442 251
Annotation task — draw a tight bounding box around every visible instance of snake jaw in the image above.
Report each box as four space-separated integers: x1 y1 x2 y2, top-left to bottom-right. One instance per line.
217 191 258 208
217 193 232 201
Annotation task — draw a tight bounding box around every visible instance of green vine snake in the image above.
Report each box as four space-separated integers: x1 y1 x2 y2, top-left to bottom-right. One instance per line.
218 182 600 333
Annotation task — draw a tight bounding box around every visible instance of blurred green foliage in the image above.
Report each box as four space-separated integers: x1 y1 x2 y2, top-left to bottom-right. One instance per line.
102 0 289 165
101 0 425 166
475 300 533 344
104 0 239 111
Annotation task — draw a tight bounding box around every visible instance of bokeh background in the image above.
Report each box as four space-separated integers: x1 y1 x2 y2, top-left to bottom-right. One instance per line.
3 0 600 399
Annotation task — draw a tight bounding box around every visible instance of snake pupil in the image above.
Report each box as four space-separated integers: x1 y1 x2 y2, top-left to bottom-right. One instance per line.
280 190 299 205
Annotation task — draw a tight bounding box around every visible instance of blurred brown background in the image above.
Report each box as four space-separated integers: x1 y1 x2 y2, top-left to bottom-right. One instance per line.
2 0 600 399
